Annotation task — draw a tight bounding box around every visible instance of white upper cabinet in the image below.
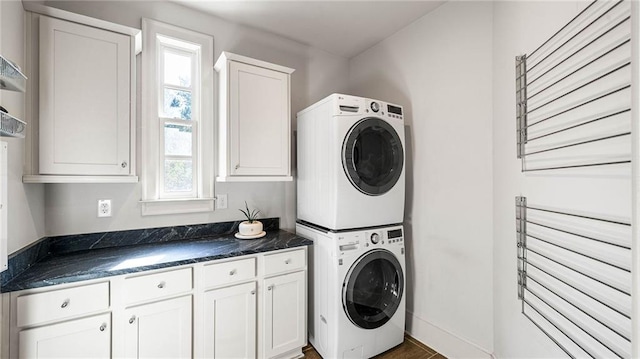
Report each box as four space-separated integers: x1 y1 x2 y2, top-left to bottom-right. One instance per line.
215 52 294 182
22 5 140 183
39 16 130 176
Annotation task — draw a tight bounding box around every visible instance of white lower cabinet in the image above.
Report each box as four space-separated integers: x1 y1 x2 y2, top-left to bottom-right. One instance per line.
203 282 257 358
123 295 193 359
263 271 307 358
9 247 307 359
18 313 111 359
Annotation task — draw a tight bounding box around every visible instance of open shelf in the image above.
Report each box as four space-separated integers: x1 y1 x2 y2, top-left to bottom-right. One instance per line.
0 55 27 93
0 111 26 138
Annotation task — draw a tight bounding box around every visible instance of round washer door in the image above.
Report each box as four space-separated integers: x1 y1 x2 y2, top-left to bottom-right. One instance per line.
342 118 404 196
342 249 404 329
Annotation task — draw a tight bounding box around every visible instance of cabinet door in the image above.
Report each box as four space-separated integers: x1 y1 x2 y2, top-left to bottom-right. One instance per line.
39 16 131 175
229 61 290 176
263 271 306 358
124 295 192 359
19 313 111 358
203 282 256 358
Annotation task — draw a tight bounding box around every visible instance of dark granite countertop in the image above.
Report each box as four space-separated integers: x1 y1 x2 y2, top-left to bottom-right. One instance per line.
1 219 312 293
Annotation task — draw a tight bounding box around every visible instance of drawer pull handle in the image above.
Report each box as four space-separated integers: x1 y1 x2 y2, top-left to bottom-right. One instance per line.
285 259 291 264
250 290 256 295
157 281 165 289
100 323 107 332
129 316 136 324
229 269 236 276
61 300 70 309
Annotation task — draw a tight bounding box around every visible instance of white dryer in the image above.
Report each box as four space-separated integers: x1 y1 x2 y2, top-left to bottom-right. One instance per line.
297 94 405 230
297 222 406 359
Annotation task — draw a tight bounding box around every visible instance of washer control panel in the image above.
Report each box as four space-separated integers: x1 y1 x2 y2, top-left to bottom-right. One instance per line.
334 226 404 257
365 228 403 247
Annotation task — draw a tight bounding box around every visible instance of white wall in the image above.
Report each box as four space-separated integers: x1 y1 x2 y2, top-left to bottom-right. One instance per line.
33 0 350 237
0 0 46 254
349 2 494 357
492 1 632 358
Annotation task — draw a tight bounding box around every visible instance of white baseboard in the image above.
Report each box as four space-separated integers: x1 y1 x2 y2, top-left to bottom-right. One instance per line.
406 311 493 359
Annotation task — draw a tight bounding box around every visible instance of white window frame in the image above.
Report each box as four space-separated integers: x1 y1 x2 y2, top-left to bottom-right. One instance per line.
157 42 199 199
140 19 214 215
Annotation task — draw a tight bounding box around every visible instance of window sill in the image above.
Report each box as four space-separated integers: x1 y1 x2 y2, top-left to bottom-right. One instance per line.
140 197 215 216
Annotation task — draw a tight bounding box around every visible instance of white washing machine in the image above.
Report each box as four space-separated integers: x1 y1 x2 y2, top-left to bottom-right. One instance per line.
297 94 405 230
297 222 406 359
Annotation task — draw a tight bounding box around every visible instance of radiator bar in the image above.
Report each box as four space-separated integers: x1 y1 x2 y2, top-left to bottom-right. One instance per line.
526 85 630 129
524 205 631 226
526 288 624 358
523 160 631 172
524 299 592 358
523 311 577 359
523 132 630 157
529 38 631 99
528 18 630 87
527 109 630 143
526 247 631 296
527 0 598 60
527 274 631 342
525 260 631 319
527 0 624 73
526 62 630 115
526 219 631 250
526 232 630 272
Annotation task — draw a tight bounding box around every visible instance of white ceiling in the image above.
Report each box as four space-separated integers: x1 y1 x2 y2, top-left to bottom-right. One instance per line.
171 1 445 58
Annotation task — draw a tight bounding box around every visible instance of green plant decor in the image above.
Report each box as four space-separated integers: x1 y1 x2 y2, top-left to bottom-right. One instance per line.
239 201 261 223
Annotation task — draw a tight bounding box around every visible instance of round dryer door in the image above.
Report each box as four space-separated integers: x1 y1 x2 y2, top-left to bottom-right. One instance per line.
342 118 404 196
342 249 404 329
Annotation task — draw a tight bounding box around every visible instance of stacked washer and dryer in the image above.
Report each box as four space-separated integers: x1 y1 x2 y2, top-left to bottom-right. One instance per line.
296 94 407 358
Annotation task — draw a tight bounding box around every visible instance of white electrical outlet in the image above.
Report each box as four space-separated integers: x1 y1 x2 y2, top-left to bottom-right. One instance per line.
98 199 112 217
216 194 228 209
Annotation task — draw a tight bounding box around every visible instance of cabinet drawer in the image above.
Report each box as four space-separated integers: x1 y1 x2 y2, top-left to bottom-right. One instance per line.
264 249 306 276
203 257 255 288
124 268 192 305
16 282 110 327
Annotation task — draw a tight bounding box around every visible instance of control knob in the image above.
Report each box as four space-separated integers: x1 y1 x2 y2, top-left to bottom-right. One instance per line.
370 102 380 113
370 232 380 245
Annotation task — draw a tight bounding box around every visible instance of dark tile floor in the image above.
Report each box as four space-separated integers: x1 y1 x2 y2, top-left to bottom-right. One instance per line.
303 335 447 359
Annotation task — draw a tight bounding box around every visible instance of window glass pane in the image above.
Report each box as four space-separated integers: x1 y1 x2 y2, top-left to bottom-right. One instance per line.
163 88 192 120
164 159 193 192
163 51 191 87
164 124 192 156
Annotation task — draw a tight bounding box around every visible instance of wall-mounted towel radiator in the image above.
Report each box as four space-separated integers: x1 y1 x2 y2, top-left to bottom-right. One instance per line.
514 0 637 357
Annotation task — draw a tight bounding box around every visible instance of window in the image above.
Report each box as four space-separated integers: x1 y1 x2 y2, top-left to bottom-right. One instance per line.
141 19 214 215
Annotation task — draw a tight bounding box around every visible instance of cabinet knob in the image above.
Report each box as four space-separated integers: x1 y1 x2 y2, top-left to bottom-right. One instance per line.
157 281 165 289
250 290 256 295
235 164 240 170
61 299 70 308
285 259 291 264
99 323 107 332
229 269 236 276
267 285 273 291
121 161 128 168
129 315 136 324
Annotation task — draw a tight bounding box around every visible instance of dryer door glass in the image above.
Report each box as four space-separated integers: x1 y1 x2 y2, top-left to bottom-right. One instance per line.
343 249 404 329
342 118 404 196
